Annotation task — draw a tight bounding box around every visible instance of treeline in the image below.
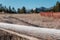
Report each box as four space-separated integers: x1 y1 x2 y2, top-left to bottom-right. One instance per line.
30 1 60 12
0 1 60 14
0 4 27 13
47 1 60 12
0 4 16 13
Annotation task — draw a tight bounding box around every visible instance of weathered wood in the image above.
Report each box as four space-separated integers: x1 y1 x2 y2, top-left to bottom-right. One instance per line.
0 23 60 40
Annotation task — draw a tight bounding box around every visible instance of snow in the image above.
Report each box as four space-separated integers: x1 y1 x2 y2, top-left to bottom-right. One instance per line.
0 23 60 39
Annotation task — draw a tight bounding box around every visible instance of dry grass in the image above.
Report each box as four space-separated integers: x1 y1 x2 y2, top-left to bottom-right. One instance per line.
0 30 29 40
0 13 60 29
0 13 60 40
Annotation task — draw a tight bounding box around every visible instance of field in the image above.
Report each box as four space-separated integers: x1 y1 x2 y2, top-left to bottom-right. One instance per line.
0 13 60 29
0 13 60 40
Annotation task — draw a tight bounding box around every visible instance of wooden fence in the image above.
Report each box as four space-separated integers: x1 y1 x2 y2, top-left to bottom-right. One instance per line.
0 23 60 40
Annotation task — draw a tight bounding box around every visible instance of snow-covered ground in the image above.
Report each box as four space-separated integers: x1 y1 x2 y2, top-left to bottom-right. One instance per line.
0 23 60 40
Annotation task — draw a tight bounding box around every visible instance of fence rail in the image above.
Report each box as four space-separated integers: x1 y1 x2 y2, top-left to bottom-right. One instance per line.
0 23 60 40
